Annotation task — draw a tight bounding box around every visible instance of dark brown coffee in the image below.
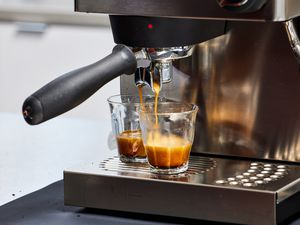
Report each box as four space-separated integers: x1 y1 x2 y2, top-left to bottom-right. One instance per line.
116 130 146 158
145 134 192 168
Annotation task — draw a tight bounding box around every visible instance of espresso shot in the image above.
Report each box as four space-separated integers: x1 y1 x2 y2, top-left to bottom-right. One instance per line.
108 95 167 163
140 102 198 174
116 130 146 162
145 135 192 169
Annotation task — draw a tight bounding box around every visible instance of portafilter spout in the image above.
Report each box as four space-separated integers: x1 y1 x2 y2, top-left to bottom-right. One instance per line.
134 46 194 92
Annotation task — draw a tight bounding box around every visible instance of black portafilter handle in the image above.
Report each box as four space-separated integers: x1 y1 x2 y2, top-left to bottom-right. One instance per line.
22 44 137 125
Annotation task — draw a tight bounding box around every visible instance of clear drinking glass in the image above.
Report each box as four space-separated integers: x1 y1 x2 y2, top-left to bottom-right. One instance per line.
107 95 166 163
139 102 198 174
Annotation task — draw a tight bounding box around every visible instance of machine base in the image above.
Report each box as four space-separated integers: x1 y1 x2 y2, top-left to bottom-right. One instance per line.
64 156 300 225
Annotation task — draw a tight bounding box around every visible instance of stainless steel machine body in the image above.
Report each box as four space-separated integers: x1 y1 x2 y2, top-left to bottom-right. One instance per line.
64 1 300 224
75 0 300 21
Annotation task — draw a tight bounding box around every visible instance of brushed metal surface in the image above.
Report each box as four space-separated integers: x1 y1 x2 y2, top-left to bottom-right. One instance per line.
64 156 300 225
121 21 300 163
75 0 300 21
99 156 217 175
65 156 300 198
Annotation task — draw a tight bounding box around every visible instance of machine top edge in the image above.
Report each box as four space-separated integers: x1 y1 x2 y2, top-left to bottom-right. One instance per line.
75 0 300 22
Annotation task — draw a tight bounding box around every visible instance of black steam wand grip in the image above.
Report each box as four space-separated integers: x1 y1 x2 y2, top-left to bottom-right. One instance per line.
22 44 137 125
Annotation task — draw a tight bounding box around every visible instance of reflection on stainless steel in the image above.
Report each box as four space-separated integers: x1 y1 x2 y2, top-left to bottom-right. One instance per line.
197 21 300 162
285 19 300 65
217 0 249 8
198 22 266 159
122 21 300 162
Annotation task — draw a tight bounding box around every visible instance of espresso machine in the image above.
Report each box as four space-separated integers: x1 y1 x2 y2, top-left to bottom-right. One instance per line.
22 0 300 224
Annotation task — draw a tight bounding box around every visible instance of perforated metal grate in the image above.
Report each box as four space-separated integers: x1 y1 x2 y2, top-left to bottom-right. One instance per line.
99 156 217 175
215 162 289 187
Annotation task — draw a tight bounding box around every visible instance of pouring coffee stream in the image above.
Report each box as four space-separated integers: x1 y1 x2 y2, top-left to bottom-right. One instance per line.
137 78 194 170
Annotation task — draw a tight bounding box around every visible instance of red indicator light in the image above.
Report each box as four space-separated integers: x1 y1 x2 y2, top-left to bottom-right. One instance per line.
147 23 153 29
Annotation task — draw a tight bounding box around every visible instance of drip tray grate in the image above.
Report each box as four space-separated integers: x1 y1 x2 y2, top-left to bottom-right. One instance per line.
99 156 217 175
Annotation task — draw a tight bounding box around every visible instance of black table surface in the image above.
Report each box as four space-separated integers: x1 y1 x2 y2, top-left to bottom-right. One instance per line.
0 180 299 225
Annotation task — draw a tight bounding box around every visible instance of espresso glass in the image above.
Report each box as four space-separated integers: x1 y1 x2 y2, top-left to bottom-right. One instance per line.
139 102 198 174
108 95 166 163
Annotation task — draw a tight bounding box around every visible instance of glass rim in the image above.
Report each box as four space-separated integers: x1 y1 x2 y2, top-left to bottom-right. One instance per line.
107 94 166 106
140 102 199 116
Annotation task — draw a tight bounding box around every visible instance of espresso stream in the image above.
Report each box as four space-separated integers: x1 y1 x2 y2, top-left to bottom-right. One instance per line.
140 83 192 168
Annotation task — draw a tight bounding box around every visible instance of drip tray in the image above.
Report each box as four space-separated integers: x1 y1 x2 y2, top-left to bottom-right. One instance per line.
64 155 300 225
